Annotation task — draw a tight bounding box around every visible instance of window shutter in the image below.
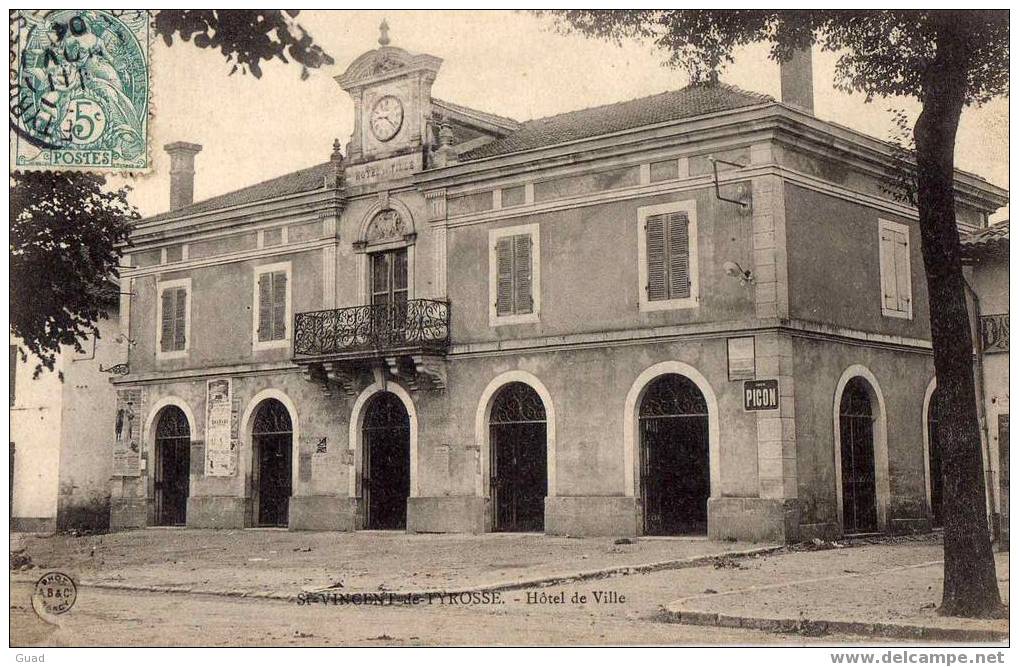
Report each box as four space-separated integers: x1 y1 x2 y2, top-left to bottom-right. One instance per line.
892 231 911 312
173 287 187 351
272 271 287 340
879 231 899 310
645 214 668 301
495 237 514 316
160 289 174 352
513 233 533 314
667 212 691 299
257 272 272 342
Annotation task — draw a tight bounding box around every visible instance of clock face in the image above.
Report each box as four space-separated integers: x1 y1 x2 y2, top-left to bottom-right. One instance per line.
369 95 404 142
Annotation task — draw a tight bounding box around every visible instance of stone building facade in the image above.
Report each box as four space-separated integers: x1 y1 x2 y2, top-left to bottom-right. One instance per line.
109 30 1007 542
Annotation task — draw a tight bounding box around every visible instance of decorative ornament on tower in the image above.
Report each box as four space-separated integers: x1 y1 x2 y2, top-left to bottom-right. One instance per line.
432 120 458 167
378 20 391 47
328 138 345 188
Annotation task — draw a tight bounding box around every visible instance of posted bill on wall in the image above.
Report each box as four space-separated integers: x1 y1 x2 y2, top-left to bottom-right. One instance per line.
205 378 236 476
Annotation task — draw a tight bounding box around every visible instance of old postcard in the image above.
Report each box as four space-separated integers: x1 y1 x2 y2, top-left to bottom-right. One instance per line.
8 8 1009 656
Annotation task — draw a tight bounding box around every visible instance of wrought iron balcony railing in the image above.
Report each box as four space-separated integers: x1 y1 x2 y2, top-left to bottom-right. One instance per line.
293 299 450 359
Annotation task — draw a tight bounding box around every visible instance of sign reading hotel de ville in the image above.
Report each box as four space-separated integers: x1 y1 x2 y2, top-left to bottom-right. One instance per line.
205 378 236 476
345 152 421 187
743 379 780 411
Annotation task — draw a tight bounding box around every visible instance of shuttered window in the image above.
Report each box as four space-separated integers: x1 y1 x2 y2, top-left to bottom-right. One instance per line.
254 264 291 346
645 211 691 301
495 233 534 316
159 286 188 353
878 220 912 319
490 224 540 325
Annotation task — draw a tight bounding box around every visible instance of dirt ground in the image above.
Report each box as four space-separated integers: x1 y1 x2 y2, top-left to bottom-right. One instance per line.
11 529 768 594
10 531 1008 646
9 573 878 647
669 544 1009 634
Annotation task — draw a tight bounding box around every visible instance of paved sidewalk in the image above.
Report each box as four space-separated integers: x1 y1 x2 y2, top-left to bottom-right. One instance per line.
10 529 773 597
662 542 1009 641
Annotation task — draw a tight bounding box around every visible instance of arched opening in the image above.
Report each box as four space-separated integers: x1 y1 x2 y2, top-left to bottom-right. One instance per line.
154 405 190 526
839 378 878 534
926 387 946 528
638 374 710 535
362 392 410 530
489 382 548 532
251 399 293 527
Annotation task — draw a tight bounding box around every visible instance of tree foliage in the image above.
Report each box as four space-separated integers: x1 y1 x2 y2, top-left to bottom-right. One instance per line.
545 10 1007 103
10 172 136 376
153 9 334 79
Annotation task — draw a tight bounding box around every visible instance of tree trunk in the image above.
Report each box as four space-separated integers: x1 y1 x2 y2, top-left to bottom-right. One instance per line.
913 18 1002 618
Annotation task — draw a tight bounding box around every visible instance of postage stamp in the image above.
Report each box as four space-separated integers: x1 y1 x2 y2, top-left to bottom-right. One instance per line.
9 9 151 173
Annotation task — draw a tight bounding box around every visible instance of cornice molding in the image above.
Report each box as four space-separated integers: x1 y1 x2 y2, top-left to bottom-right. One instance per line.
122 238 336 278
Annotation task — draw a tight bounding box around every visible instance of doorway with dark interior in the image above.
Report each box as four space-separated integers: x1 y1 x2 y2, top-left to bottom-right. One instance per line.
927 387 946 528
252 399 293 528
154 405 190 526
490 382 547 532
362 392 410 530
639 374 710 536
839 377 878 534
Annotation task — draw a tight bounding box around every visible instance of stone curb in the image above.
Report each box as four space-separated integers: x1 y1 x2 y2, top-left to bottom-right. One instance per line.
10 544 782 605
661 606 1008 642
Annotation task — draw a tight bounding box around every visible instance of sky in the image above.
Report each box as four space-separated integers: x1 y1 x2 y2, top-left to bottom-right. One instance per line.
117 10 1009 221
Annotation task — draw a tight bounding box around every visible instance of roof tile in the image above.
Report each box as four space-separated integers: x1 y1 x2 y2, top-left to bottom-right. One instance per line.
462 82 773 160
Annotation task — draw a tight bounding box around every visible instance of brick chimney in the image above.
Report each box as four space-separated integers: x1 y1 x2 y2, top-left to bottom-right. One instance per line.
164 142 203 211
779 47 814 114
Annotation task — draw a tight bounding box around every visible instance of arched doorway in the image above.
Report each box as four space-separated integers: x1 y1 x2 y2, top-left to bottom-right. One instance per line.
839 378 878 534
927 387 946 528
363 392 410 530
489 382 548 532
154 406 190 526
639 374 710 535
252 399 293 527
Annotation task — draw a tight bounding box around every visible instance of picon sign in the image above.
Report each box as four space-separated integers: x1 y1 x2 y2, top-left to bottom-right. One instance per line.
744 379 779 411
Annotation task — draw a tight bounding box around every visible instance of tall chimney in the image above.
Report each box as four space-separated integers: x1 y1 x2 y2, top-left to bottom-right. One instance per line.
779 47 814 114
164 142 203 211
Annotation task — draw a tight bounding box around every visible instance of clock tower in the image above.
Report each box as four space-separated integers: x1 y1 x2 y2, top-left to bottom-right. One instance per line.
335 21 443 164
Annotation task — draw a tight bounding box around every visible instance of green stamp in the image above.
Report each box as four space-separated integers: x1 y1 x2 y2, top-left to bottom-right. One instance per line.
10 10 151 172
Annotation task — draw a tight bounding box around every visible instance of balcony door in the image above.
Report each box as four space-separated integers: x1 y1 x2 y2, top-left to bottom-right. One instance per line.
370 248 408 346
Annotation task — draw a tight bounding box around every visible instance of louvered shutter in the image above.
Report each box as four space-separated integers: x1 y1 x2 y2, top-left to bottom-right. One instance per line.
892 231 911 312
879 230 898 310
160 289 174 352
667 212 691 299
257 273 272 341
495 237 514 315
513 234 533 314
272 271 287 340
173 287 187 350
645 214 668 301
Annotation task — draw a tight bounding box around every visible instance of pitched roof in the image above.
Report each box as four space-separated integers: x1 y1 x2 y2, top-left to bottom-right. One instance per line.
461 82 773 161
962 219 1009 258
142 161 334 223
432 98 521 132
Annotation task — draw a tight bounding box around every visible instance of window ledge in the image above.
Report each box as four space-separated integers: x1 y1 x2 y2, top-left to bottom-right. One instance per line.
490 312 540 327
639 297 699 312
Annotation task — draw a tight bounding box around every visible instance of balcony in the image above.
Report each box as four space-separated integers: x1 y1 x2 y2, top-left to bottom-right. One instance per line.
293 299 450 393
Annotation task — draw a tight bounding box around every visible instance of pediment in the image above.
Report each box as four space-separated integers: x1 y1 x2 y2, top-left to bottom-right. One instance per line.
336 47 443 90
